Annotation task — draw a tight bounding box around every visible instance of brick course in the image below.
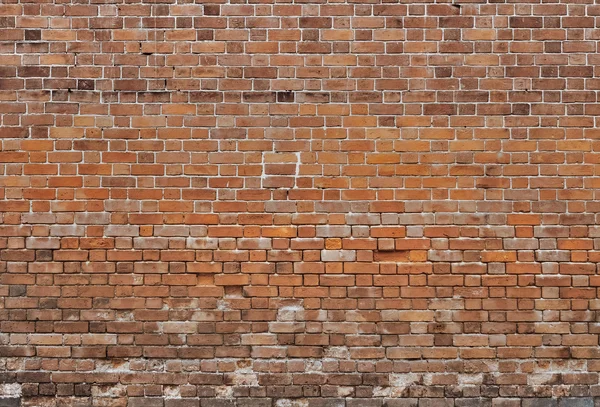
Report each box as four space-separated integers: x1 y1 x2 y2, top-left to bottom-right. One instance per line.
2 0 600 405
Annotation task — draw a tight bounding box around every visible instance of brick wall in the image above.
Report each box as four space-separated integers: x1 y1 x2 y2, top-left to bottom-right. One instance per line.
1 0 600 406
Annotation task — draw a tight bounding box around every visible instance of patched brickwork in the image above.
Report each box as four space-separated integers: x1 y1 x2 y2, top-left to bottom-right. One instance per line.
2 0 600 405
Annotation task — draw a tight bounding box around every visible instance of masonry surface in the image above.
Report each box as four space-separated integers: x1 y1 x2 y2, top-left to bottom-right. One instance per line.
3 0 600 406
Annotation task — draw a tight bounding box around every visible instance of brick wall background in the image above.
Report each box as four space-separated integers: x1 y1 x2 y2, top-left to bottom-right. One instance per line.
2 0 600 406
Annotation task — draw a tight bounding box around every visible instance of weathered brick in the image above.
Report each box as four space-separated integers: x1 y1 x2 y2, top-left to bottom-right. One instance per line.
3 2 600 406
522 400 557 407
558 399 593 407
129 399 164 407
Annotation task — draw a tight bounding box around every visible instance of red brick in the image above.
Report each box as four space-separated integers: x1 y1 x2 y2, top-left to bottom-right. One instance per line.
2 3 600 404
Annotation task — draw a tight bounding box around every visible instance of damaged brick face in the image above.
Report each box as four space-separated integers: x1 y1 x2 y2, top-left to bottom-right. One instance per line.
3 0 600 406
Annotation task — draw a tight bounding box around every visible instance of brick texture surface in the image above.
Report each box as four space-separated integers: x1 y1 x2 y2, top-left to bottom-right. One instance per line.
2 0 600 405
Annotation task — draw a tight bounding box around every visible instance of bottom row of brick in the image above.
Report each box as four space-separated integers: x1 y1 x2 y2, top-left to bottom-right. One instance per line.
0 396 597 407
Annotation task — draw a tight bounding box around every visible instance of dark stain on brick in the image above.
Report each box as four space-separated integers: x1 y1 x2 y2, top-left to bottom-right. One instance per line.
277 91 294 103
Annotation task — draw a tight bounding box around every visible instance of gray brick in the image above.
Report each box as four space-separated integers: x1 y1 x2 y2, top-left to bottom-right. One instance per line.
316 225 351 238
0 399 20 407
523 400 558 407
384 400 418 407
491 399 520 407
559 399 593 407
